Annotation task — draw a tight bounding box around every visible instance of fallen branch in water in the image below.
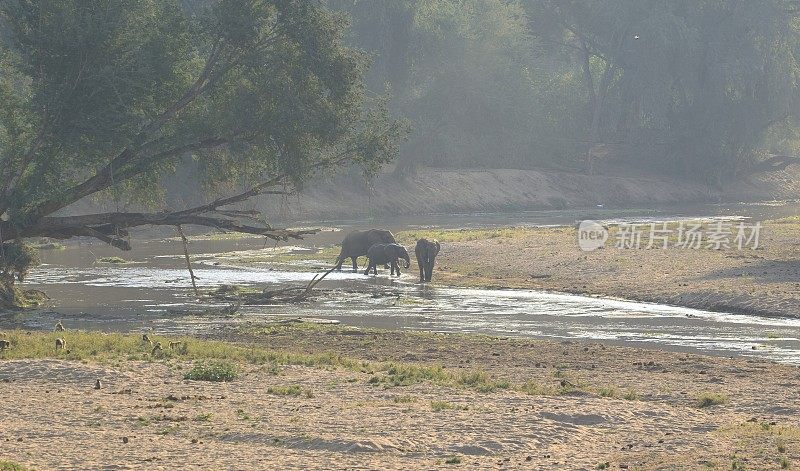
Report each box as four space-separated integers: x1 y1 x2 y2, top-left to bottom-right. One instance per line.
210 265 339 304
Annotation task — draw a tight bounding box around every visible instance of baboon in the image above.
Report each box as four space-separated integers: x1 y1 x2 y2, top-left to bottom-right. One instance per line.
54 321 65 332
94 379 102 390
151 342 163 355
0 339 10 350
55 338 66 350
168 341 183 350
142 334 153 347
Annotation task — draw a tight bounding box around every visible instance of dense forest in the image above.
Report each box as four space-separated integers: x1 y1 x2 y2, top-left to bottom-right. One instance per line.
329 0 800 184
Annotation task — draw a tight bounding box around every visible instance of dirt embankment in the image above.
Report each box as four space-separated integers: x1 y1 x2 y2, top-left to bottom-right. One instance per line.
262 165 800 220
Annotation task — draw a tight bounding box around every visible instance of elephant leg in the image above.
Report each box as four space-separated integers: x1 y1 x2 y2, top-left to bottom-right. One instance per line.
426 259 435 282
363 262 372 276
351 257 358 272
394 260 400 276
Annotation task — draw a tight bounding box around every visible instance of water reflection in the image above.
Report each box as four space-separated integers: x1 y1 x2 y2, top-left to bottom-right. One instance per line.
15 261 800 365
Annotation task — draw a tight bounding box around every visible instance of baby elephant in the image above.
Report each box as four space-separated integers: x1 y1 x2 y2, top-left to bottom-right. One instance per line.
364 244 410 276
415 239 441 282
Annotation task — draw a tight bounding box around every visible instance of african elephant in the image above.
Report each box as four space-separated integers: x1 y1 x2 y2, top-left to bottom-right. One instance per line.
415 238 440 282
335 229 397 271
364 243 410 276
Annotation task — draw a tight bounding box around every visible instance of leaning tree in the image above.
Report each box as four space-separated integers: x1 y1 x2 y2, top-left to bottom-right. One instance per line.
0 0 407 303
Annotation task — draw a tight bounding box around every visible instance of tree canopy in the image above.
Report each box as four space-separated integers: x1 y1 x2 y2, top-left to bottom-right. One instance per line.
0 0 406 251
329 0 800 178
2 0 800 257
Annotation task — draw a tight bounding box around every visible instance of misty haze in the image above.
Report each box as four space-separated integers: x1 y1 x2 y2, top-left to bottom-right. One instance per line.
2 1 800 470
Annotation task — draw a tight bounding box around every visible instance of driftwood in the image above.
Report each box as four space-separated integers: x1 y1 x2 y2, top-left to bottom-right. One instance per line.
167 300 241 317
176 225 199 297
211 265 338 305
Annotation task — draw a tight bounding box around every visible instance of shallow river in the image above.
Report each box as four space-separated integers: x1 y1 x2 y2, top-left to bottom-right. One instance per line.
6 202 800 364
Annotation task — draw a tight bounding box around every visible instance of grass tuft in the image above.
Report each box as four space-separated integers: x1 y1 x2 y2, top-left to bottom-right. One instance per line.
0 461 30 471
266 385 313 398
623 389 639 401
431 400 468 412
194 413 213 422
597 386 617 398
696 392 727 408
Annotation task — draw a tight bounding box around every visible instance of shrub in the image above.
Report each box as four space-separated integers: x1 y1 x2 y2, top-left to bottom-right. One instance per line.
183 361 238 382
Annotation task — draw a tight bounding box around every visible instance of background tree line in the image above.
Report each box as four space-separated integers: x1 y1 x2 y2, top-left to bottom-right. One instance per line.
328 0 800 183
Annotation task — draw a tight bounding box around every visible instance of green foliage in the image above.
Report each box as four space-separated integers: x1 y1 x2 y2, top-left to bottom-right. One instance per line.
330 0 800 179
331 0 546 171
183 361 238 382
523 0 800 180
0 0 405 235
0 241 39 281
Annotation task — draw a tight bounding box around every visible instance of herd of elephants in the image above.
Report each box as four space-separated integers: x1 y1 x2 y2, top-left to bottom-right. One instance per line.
333 229 440 282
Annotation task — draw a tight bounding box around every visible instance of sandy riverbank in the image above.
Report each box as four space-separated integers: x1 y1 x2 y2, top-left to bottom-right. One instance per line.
0 327 799 470
406 219 800 319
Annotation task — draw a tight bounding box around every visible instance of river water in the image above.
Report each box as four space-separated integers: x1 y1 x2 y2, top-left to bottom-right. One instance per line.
5 202 800 364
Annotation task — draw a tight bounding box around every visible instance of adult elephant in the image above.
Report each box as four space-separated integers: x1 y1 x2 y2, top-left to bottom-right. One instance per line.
334 229 397 271
364 244 410 276
415 238 440 282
